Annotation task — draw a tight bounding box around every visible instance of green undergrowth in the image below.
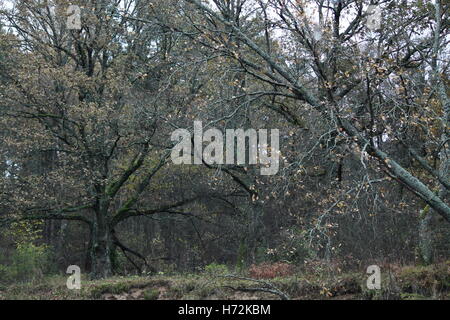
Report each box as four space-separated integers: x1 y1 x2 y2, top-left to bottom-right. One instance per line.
0 262 448 300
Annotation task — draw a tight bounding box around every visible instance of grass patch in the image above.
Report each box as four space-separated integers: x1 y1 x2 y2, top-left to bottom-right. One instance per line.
143 288 159 300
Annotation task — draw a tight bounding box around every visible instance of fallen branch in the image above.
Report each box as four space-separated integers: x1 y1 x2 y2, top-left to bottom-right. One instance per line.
111 231 155 273
220 274 290 300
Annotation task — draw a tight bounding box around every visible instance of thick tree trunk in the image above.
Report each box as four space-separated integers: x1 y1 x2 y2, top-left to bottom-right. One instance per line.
90 223 112 279
89 200 113 279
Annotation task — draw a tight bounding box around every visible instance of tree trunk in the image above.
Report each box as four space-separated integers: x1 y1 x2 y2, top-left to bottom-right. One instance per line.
419 206 433 265
55 220 68 267
89 222 113 279
89 200 113 279
247 201 265 264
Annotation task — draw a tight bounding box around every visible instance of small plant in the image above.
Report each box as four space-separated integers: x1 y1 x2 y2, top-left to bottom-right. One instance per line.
143 288 159 300
204 263 229 275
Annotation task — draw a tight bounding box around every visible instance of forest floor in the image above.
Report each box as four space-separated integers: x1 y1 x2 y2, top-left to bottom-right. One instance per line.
0 261 449 300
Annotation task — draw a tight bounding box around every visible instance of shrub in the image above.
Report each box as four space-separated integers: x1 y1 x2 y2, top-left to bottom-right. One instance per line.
143 288 160 300
249 262 295 279
8 243 51 283
0 264 11 284
204 263 229 275
397 262 450 296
